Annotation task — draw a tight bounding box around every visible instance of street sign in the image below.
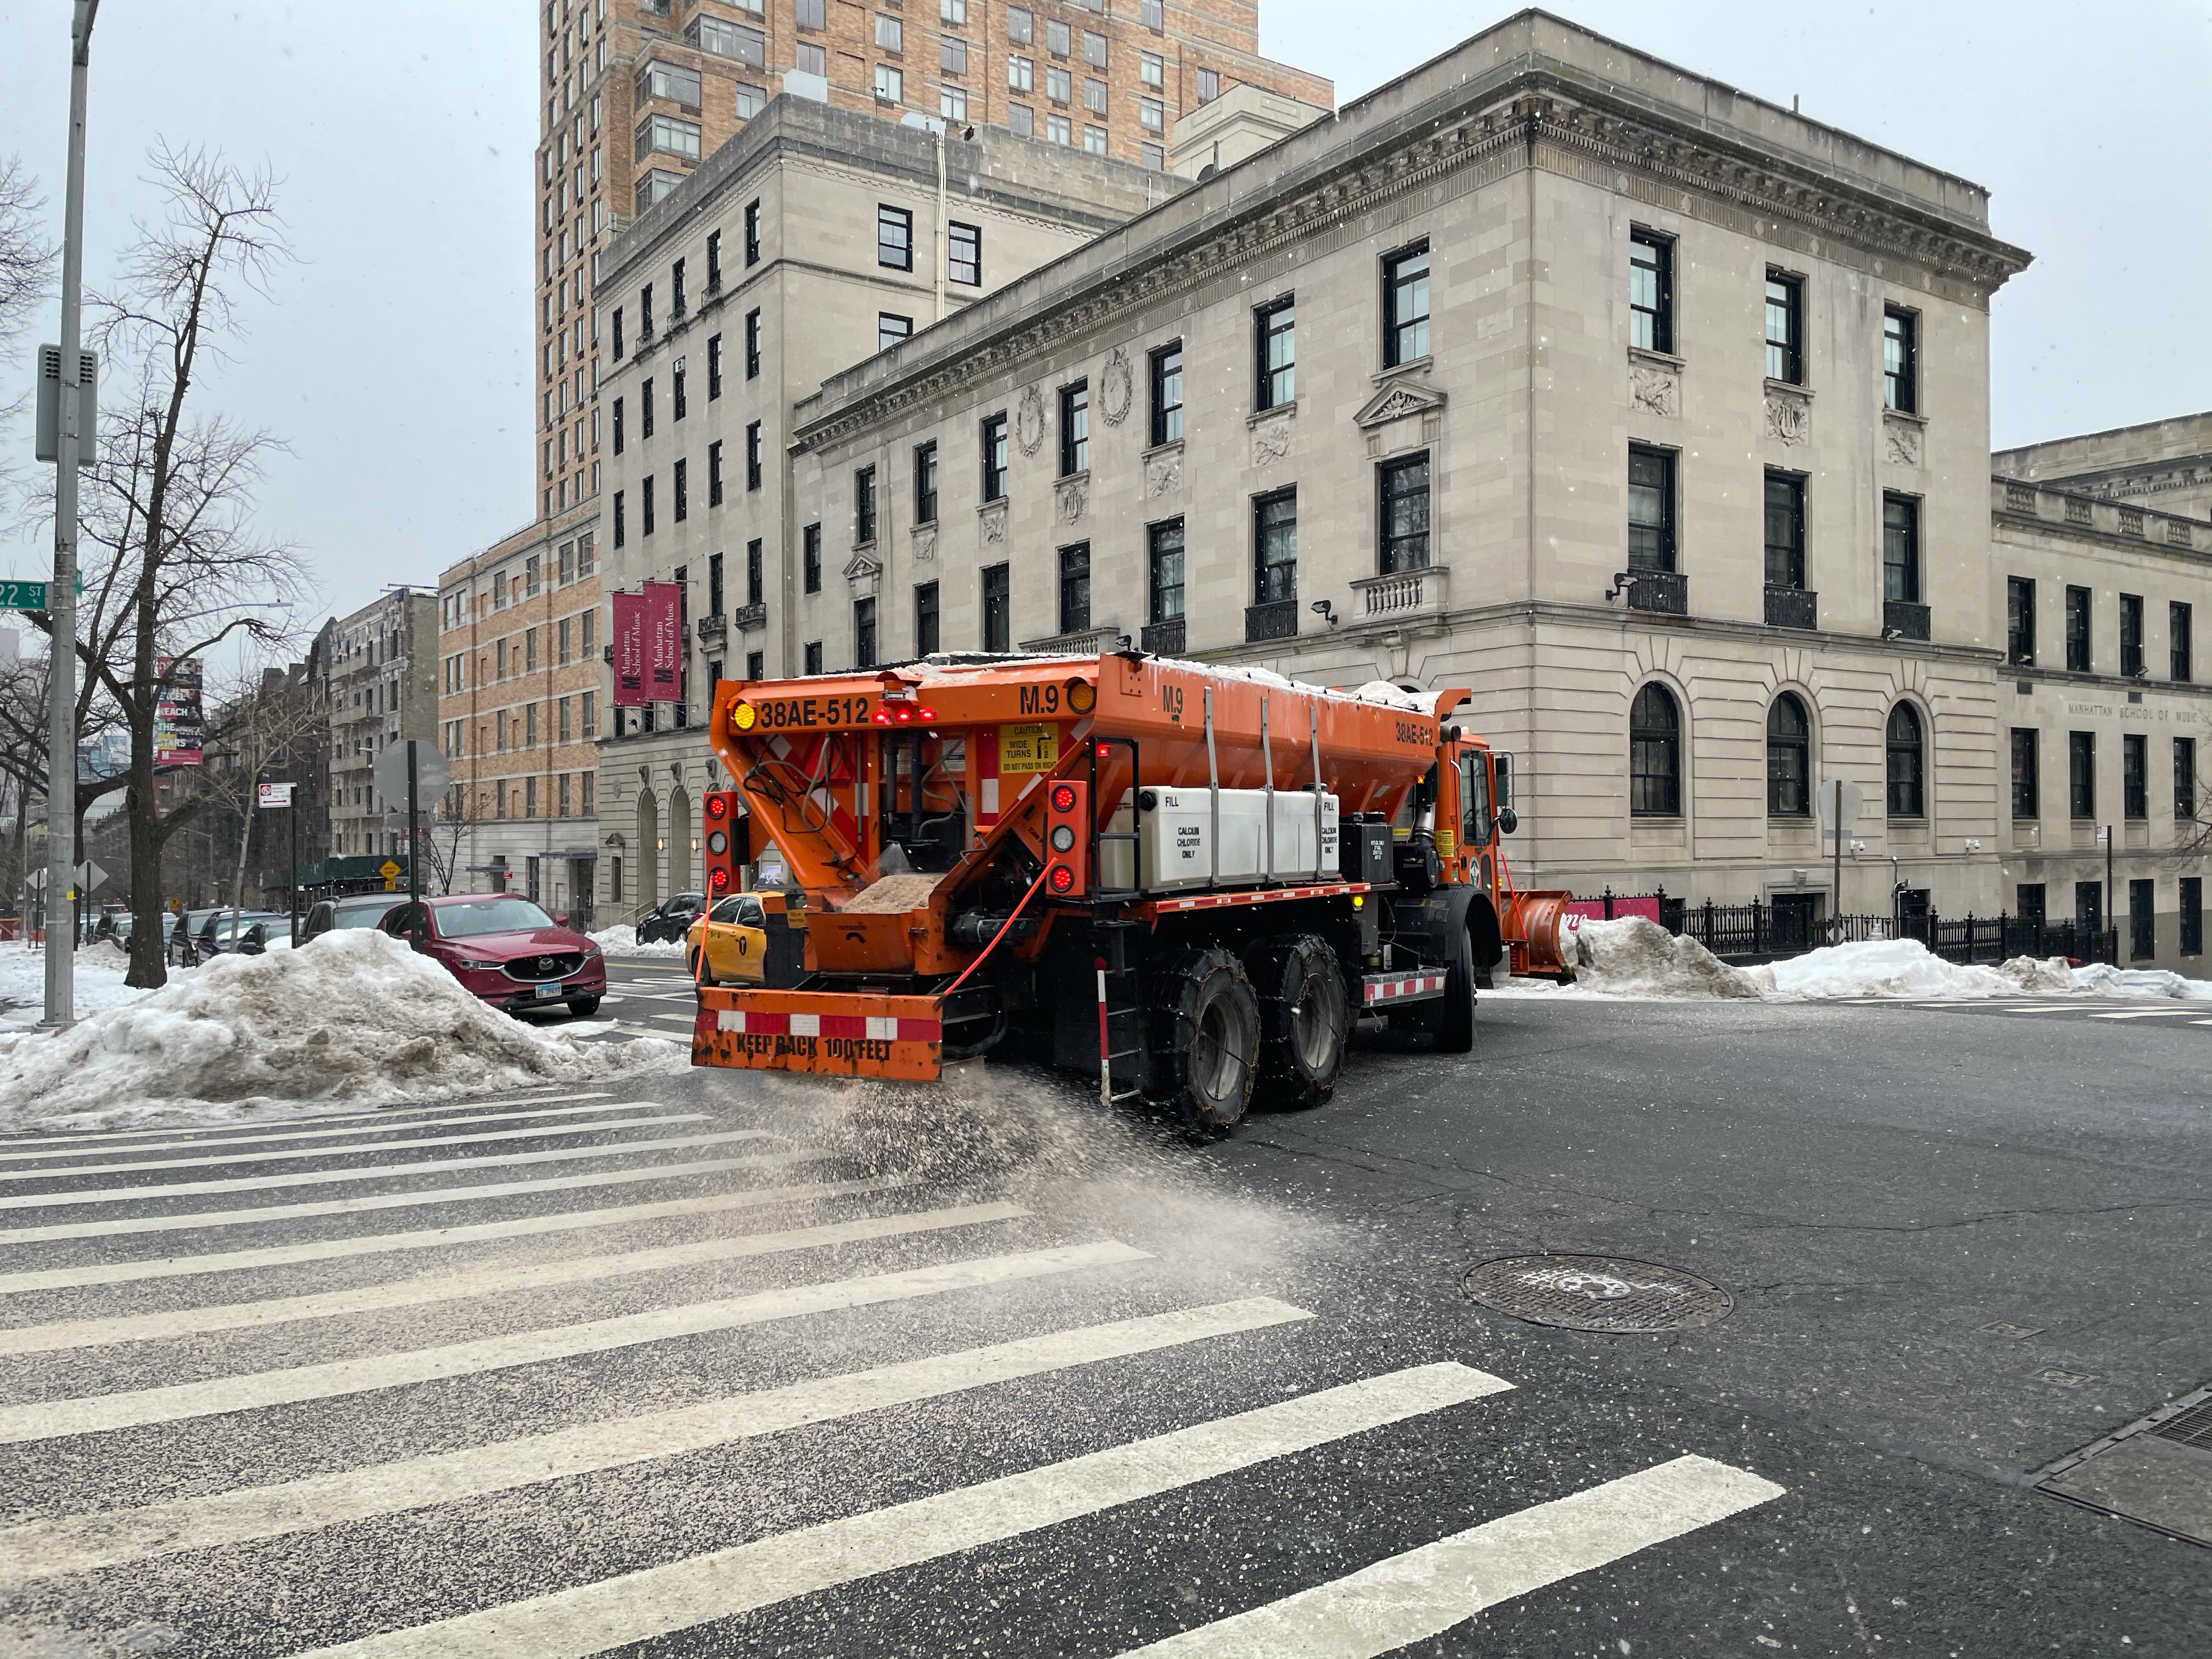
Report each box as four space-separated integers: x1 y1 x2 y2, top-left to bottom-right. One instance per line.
380 858 401 892
1814 779 1863 834
76 860 105 891
258 781 295 809
2095 825 2111 847
372 739 450 805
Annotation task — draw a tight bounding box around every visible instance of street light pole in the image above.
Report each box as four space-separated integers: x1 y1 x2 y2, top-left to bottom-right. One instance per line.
42 0 99 1029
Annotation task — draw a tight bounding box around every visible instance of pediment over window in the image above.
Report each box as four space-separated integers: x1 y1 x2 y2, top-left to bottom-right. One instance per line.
1354 379 1448 429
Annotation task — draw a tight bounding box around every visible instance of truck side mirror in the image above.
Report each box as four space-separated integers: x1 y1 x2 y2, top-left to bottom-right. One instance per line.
1497 806 1519 836
1493 753 1513 809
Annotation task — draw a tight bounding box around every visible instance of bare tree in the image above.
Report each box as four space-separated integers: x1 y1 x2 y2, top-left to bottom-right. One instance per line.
46 146 308 988
0 156 59 533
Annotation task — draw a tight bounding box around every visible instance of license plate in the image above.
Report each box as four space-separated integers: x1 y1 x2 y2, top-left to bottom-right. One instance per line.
535 982 562 999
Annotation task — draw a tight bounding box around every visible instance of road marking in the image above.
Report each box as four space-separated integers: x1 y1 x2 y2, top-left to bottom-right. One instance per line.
0 1241 1150 1444
651 1013 697 1024
0 1113 707 1183
0 1297 1312 1582
286 1362 1506 1659
0 1177 913 1296
0 1149 833 1246
0 1128 778 1213
2089 1008 2205 1019
0 1201 1029 1355
1112 1453 1785 1657
0 1092 616 1149
0 1100 663 1164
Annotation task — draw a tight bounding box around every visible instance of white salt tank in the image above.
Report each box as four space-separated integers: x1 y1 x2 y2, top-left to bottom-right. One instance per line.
1098 787 1339 891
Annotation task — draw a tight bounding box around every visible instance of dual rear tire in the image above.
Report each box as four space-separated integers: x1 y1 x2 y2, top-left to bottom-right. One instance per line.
1151 934 1352 1130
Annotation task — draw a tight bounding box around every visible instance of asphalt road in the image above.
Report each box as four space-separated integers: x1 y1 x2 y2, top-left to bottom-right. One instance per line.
0 958 2204 1657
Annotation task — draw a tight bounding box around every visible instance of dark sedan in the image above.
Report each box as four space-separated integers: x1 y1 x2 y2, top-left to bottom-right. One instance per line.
380 894 606 1017
635 891 707 945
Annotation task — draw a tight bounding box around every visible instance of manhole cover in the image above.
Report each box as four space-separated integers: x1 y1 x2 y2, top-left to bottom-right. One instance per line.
1462 1254 1734 1334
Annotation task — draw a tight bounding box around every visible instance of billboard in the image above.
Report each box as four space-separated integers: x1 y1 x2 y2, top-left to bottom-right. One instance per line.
644 580 682 699
154 655 204 766
611 590 646 707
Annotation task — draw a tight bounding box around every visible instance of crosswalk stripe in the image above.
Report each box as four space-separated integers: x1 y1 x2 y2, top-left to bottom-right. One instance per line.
0 1148 833 1246
0 1297 1313 1582
0 1092 615 1149
0 1201 1030 1355
0 1099 661 1164
0 1112 706 1183
287 1361 1506 1659
0 1128 778 1214
0 1240 1149 1444
1113 1453 1786 1657
2089 1008 2203 1019
0 1176 913 1296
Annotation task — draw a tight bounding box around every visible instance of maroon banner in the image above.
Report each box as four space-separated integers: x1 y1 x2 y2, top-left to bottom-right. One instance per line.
611 590 647 707
644 579 682 698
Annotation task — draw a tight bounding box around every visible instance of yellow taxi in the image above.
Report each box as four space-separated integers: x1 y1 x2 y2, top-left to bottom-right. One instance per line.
685 891 771 986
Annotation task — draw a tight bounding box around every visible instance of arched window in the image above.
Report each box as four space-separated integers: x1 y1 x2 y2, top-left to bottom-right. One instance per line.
1886 703 1925 819
1630 684 1681 817
1767 694 1810 816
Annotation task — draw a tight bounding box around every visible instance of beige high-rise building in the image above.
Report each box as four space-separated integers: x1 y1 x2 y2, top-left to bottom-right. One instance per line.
326 589 441 865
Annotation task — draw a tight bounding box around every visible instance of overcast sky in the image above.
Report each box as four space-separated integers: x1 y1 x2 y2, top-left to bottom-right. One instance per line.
0 1 2205 634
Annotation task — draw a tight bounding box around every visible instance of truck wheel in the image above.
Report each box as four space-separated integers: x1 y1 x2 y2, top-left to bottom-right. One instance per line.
1154 947 1260 1130
1434 924 1477 1053
1245 933 1348 1108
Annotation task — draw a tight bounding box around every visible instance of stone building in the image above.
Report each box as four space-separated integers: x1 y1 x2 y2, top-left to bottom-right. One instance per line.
783 11 2039 938
1990 415 2212 966
433 519 606 922
325 589 441 864
590 94 1179 918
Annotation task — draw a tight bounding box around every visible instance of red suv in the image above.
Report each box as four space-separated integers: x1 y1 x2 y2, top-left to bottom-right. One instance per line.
380 894 606 1017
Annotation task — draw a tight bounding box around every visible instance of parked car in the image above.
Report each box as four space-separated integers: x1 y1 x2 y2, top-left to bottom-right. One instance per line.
300 893 403 942
380 894 605 1017
635 891 707 945
199 911 290 955
685 893 770 987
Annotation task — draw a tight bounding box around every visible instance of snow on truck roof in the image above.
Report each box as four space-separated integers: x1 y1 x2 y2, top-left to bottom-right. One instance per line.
893 652 1438 714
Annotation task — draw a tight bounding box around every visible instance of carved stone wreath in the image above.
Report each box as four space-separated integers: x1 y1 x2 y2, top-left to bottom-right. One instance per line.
911 523 939 563
1883 416 1923 467
980 501 1009 545
1015 385 1047 456
1144 445 1184 498
1098 346 1134 426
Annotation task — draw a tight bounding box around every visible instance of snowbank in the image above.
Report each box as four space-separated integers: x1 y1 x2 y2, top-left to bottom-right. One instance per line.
0 929 684 1130
589 924 687 957
1572 918 1763 998
2071 962 2212 1000
1757 938 2022 1000
0 943 149 1030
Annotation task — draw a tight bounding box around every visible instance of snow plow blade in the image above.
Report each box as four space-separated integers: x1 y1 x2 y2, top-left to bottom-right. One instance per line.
691 987 944 1081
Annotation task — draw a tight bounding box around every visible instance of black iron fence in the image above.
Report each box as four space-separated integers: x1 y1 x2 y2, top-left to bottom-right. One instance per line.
1576 888 2118 967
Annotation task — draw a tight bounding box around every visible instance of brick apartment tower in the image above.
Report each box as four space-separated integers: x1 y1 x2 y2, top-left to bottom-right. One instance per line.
534 0 1330 529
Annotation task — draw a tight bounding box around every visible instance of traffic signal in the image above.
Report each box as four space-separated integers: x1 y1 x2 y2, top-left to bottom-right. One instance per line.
703 791 742 896
1043 778 1087 898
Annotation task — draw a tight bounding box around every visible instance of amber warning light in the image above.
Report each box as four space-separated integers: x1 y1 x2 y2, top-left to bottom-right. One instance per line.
730 700 758 732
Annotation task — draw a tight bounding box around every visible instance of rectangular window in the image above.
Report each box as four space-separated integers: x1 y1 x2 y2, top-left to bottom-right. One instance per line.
746 421 762 490
877 205 913 270
1141 142 1165 171
707 334 723 400
1883 307 1918 413
855 464 877 544
746 539 763 607
2173 601 2194 682
2120 593 2145 678
708 439 724 505
940 86 967 121
796 41 825 74
874 64 904 102
1047 66 1071 103
1138 98 1163 132
1256 297 1295 409
1139 50 1163 86
1764 269 1804 383
1254 488 1297 605
1378 453 1431 575
745 308 761 379
1056 542 1091 635
2011 729 2039 820
635 60 704 107
947 221 981 286
1084 125 1108 157
612 396 625 455
636 113 702 161
981 413 1009 501
705 230 721 291
914 440 939 524
803 523 822 592
708 550 725 617
1047 18 1069 55
744 199 760 265
804 641 823 675
1046 114 1071 146
1085 30 1107 67
744 650 762 681
1626 445 1676 572
2069 731 2096 820
915 580 940 654
981 563 1011 652
672 456 688 522
642 473 656 535
735 81 766 119
2183 877 2204 956
1008 103 1033 136
940 33 967 73
877 312 913 353
854 597 878 669
1763 471 1805 589
1881 493 1920 604
1059 381 1089 475
1009 54 1033 92
641 376 655 438
2130 878 2156 960
1629 229 1673 354
2066 585 2092 672
1149 342 1183 446
1383 242 1430 367
2180 737 2199 821
671 356 687 421
670 258 686 320
874 13 902 52
2007 577 2036 665
582 689 595 737
2125 731 2148 819
1008 6 1032 44
1148 518 1184 623
1084 77 1107 115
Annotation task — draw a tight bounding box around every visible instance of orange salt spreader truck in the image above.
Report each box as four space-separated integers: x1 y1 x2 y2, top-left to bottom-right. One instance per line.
692 652 1578 1129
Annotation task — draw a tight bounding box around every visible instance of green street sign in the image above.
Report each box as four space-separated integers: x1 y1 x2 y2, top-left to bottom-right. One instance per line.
0 580 49 611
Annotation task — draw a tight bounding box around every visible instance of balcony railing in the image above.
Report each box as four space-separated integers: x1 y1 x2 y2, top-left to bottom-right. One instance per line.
732 601 768 630
695 612 727 642
1140 617 1186 656
1625 568 1688 616
1018 623 1124 656
1245 600 1298 643
1883 599 1932 642
1764 585 1818 630
1351 563 1451 622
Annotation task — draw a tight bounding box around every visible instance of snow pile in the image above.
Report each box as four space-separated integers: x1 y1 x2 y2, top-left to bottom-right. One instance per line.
1573 918 1762 998
589 924 687 957
2070 962 2212 1000
1756 938 2021 1000
0 929 684 1128
0 943 149 1030
1999 955 2078 993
